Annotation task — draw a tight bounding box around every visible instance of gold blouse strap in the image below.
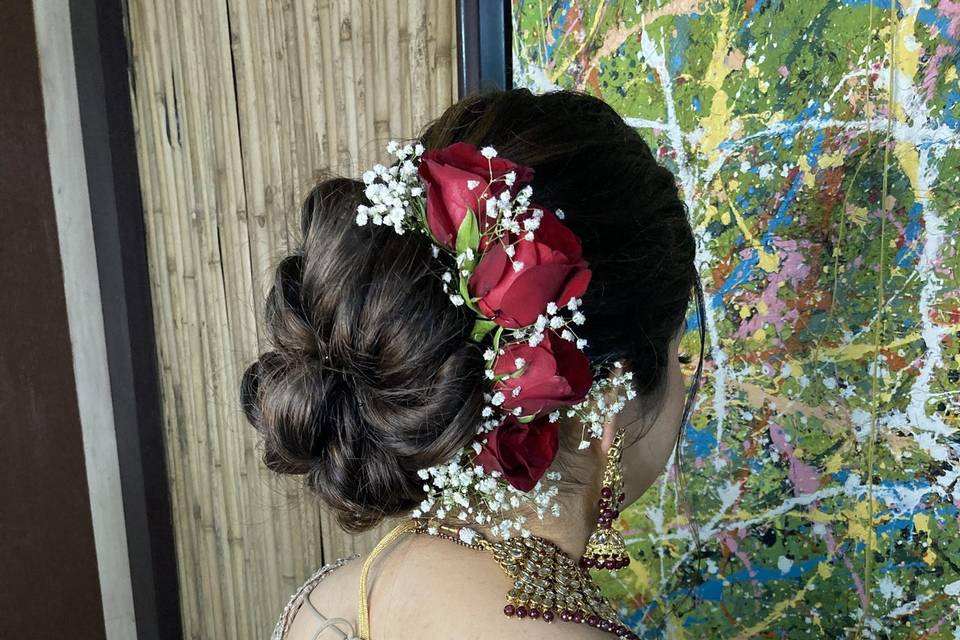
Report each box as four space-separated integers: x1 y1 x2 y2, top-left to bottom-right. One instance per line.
356 519 417 640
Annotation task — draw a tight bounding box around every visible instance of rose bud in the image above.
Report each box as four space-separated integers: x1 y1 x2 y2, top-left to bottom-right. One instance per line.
492 330 593 418
469 208 591 328
417 141 534 249
473 415 559 492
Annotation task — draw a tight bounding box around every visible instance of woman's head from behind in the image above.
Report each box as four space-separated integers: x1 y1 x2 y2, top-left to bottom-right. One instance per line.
240 88 699 532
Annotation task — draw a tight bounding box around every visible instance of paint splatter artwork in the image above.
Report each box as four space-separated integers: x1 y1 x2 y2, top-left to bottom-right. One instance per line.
513 1 960 637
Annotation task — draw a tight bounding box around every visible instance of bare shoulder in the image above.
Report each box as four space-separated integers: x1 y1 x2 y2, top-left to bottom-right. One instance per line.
282 556 363 640
285 534 624 640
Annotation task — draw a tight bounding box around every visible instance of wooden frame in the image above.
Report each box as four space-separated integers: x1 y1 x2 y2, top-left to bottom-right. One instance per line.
69 1 182 638
457 0 512 94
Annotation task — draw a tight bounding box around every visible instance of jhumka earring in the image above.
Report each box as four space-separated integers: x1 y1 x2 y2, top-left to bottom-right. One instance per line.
579 427 630 571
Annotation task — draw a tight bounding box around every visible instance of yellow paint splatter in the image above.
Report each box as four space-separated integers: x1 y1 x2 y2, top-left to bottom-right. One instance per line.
817 561 834 580
819 152 847 169
798 155 817 188
627 559 654 592
818 332 920 361
894 140 921 199
824 451 844 474
699 5 733 163
846 203 869 229
701 202 719 227
758 249 780 273
846 499 879 548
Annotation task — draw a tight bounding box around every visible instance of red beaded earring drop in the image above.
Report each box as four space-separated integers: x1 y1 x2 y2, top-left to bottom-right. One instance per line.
580 428 631 571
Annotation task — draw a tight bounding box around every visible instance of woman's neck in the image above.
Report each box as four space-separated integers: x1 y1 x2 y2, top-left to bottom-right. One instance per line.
521 479 603 559
433 461 605 560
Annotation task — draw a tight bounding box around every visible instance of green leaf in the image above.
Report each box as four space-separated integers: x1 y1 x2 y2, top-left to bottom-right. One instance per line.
458 275 482 314
516 414 537 424
455 208 480 256
492 326 504 352
471 318 498 343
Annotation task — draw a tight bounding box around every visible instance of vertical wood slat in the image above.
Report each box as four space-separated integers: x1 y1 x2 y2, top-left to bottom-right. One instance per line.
126 2 459 637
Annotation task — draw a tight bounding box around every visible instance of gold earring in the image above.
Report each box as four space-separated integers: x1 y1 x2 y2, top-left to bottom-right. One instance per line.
579 427 630 571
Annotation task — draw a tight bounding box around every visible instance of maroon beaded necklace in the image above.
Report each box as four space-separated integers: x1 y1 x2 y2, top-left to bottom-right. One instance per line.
410 518 639 639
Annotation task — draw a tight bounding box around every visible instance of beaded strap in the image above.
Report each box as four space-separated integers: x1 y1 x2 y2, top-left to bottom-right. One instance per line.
272 555 360 640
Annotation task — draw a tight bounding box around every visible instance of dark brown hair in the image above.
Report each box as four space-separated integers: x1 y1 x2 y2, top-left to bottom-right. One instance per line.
240 88 699 532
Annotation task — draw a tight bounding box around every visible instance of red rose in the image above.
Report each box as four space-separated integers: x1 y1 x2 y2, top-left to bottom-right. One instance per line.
417 142 534 249
469 208 591 328
474 415 559 492
492 330 593 418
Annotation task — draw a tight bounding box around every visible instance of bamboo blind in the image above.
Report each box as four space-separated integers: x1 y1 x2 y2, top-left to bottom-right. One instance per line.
125 1 458 637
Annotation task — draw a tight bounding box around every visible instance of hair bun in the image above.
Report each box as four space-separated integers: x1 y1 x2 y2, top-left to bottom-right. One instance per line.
241 177 486 531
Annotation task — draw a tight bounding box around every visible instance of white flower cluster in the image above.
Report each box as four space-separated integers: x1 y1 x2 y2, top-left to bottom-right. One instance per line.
355 141 425 233
412 455 563 539
517 296 588 349
568 362 637 450
354 140 635 538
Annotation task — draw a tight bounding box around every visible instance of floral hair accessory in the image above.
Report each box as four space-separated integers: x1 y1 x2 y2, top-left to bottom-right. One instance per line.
356 140 636 537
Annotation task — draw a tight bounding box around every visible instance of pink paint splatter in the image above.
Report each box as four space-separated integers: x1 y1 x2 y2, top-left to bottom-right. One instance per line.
719 530 759 578
939 0 960 38
735 239 812 340
922 44 957 101
823 530 869 611
769 422 821 494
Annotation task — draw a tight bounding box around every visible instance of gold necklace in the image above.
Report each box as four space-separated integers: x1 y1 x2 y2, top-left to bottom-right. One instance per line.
410 518 638 639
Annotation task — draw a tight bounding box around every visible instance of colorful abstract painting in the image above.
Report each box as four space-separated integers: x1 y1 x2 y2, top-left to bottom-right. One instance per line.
513 1 960 637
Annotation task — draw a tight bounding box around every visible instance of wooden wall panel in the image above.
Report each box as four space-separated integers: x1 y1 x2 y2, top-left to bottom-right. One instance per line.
126 1 458 637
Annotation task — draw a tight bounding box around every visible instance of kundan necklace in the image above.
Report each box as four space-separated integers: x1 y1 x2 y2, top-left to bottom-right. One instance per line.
410 518 639 639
